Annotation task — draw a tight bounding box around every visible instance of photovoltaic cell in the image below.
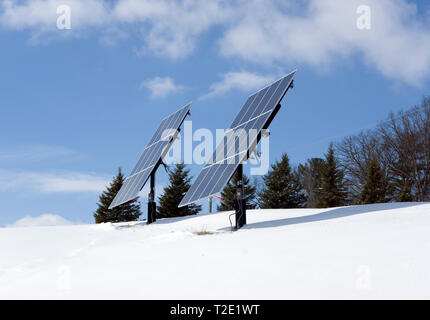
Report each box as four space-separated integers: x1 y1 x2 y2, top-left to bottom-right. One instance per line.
179 70 296 207
109 103 191 209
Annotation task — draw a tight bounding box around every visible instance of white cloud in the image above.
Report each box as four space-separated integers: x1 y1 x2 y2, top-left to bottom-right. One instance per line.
113 0 231 59
0 145 82 163
1 0 430 84
6 213 76 228
141 76 184 99
0 0 230 57
201 71 275 99
0 170 109 193
219 0 430 85
0 0 109 41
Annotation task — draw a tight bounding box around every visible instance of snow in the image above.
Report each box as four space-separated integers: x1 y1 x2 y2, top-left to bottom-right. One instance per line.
6 214 76 228
0 202 429 299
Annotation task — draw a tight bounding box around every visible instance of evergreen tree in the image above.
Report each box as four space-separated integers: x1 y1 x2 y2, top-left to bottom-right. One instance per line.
258 153 305 209
157 163 201 218
318 144 347 208
358 158 388 204
94 168 141 223
298 158 325 208
395 179 414 202
217 172 257 211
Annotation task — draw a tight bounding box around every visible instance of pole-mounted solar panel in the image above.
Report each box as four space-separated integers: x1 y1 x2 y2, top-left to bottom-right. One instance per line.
109 103 192 221
179 70 297 228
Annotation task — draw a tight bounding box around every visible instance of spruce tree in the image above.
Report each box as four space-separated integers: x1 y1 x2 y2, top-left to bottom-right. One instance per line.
298 158 325 208
157 163 201 218
217 172 257 211
94 168 141 223
358 158 388 204
258 153 305 209
395 179 414 202
317 144 347 208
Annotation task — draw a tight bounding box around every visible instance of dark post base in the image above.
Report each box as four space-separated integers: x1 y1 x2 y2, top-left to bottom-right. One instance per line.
235 163 246 230
147 172 156 224
235 198 246 229
147 201 156 224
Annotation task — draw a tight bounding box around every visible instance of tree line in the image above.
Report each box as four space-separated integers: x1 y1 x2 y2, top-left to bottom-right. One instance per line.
94 97 430 223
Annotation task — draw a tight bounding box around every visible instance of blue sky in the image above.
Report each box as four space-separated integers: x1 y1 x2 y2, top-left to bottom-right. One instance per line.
1 0 430 226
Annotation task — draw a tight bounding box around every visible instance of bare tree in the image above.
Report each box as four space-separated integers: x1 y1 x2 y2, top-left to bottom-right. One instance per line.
378 97 430 201
336 130 387 200
336 97 430 203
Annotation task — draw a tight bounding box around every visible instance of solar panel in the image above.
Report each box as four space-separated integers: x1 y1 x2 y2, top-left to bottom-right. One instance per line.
109 103 192 209
179 70 297 207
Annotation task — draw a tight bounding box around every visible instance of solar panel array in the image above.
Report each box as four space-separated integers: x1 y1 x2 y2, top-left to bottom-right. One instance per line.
109 103 192 209
179 71 297 207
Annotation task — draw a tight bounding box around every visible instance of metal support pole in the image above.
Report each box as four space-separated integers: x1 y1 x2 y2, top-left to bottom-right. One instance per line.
209 197 213 213
235 163 246 229
147 172 156 224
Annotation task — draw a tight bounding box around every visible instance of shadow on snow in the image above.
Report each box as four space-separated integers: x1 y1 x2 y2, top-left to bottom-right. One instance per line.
239 202 427 231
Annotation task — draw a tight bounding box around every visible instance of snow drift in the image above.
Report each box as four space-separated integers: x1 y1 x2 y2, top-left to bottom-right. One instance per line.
0 202 429 299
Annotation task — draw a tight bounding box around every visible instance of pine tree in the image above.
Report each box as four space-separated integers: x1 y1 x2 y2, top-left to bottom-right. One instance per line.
298 158 325 208
317 144 347 208
157 163 201 218
94 168 141 223
258 153 305 209
395 179 414 202
217 172 257 211
358 158 388 204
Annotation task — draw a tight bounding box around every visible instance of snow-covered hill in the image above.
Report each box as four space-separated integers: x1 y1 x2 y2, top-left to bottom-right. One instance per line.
0 202 429 299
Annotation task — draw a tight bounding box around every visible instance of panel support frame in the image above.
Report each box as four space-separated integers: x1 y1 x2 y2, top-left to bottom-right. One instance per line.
147 171 156 224
235 163 246 229
146 109 191 224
